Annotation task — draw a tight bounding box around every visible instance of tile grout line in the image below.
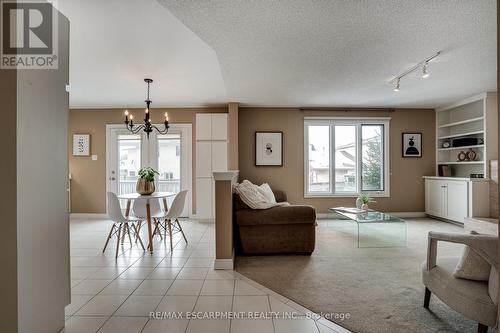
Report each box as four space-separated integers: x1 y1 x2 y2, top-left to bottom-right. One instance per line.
71 224 195 332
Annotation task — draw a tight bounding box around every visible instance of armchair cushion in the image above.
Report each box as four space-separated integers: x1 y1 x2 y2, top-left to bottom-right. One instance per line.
453 244 491 281
422 231 499 328
422 258 497 328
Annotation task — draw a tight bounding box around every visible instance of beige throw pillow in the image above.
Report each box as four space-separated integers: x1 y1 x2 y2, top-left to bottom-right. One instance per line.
453 232 491 281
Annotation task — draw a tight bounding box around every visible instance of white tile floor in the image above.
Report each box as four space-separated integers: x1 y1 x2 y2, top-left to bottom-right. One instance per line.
62 218 351 333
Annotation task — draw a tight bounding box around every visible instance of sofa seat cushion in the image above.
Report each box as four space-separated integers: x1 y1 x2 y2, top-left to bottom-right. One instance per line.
236 205 316 226
422 258 497 327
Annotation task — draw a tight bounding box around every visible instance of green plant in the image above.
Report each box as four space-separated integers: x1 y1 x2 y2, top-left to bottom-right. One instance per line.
138 167 159 182
359 193 376 205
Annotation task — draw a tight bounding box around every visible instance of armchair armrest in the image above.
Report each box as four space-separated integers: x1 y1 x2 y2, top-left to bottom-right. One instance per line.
426 231 498 271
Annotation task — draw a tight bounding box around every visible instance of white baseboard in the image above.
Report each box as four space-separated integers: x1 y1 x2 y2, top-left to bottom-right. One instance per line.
213 250 234 270
70 213 108 219
388 212 426 218
213 258 234 270
317 211 426 219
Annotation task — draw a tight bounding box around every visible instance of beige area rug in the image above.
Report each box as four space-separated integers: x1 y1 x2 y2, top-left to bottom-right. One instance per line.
235 219 497 333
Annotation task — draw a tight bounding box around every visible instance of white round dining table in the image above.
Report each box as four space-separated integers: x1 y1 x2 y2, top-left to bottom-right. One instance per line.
117 192 176 253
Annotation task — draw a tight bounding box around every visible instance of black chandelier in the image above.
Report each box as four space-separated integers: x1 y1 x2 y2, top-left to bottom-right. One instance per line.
124 78 169 139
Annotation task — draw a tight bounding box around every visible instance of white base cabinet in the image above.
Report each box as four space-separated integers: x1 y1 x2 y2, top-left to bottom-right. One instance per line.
424 177 489 223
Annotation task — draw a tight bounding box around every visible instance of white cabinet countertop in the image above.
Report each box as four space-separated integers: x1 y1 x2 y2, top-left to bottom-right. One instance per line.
422 176 490 182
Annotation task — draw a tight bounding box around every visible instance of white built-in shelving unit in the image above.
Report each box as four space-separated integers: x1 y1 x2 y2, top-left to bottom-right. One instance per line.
436 92 498 178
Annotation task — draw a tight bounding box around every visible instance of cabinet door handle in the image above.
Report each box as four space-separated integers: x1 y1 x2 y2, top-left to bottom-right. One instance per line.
441 185 447 188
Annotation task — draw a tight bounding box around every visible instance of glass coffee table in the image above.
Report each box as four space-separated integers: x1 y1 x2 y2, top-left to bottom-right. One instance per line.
329 208 407 248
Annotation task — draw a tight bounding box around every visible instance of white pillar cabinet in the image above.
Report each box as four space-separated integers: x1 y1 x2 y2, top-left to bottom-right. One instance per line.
195 113 228 221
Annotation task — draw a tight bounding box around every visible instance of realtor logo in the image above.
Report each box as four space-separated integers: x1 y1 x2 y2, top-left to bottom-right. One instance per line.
1 0 58 69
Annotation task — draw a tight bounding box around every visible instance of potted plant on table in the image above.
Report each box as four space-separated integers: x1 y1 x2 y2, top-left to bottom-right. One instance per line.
357 193 376 211
136 167 159 195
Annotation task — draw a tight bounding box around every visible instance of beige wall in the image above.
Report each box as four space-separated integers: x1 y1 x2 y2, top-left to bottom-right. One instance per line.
238 108 436 213
69 107 226 213
228 102 239 170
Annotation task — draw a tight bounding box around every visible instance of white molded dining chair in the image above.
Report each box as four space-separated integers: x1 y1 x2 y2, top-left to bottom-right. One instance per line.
155 190 189 250
105 192 145 258
132 198 165 240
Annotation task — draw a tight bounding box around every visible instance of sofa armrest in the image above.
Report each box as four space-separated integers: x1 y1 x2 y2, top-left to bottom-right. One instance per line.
272 190 287 203
426 231 498 271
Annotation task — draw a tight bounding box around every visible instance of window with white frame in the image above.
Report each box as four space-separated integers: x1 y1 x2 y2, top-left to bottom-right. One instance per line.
304 118 390 197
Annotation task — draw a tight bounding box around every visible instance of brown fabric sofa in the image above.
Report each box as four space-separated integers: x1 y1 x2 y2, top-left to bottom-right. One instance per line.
234 190 316 255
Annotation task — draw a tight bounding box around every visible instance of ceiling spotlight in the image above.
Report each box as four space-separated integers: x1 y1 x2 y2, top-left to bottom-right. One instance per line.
389 51 440 91
393 79 400 92
422 62 429 78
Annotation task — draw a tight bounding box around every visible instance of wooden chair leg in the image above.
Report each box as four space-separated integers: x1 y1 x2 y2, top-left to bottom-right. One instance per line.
424 287 431 309
102 224 116 253
135 221 143 243
132 224 145 250
167 219 173 250
115 224 123 259
121 222 126 245
153 219 163 240
125 223 133 245
164 219 167 239
478 323 488 333
175 218 188 243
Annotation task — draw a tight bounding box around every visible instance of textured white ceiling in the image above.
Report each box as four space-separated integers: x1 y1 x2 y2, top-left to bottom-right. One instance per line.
56 0 227 108
159 0 496 108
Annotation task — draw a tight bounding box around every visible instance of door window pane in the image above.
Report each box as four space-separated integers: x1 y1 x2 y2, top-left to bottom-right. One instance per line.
118 134 141 206
335 126 357 192
307 126 330 192
362 125 384 191
157 134 181 194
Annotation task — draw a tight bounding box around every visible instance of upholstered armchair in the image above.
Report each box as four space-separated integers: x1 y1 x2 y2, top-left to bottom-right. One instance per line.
422 231 498 333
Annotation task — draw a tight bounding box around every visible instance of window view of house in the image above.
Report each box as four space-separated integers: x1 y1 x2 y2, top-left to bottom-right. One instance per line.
306 120 389 196
157 134 181 193
118 134 142 196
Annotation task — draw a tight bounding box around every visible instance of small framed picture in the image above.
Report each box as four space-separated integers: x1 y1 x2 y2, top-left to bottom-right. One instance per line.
73 134 90 156
255 131 283 166
402 133 422 158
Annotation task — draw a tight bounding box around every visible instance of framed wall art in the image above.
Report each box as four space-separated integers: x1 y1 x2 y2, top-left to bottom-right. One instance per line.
73 134 90 156
402 133 422 158
255 131 283 166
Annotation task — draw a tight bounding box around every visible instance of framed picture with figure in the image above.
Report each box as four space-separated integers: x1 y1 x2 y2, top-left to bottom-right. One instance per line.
402 133 422 158
73 134 90 156
255 131 283 166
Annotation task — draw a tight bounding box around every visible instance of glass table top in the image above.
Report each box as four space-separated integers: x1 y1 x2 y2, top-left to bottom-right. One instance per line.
329 208 405 224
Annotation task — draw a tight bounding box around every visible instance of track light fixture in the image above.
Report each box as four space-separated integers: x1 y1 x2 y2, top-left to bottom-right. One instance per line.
422 62 429 78
390 51 440 91
393 79 400 92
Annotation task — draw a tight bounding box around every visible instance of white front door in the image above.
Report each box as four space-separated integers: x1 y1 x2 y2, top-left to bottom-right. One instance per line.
106 124 192 217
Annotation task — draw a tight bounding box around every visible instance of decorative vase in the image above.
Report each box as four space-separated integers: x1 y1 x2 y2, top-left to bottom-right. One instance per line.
457 150 467 162
356 197 363 209
465 149 476 161
136 178 155 195
361 203 369 211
